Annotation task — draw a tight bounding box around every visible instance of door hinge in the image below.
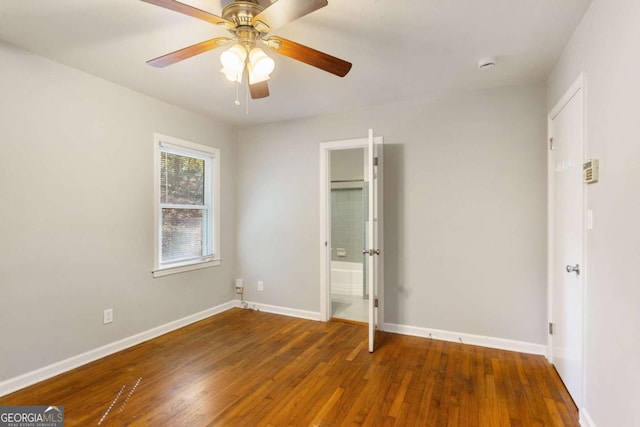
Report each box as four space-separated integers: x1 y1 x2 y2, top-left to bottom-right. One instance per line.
548 322 554 335
374 298 379 308
374 157 378 166
549 137 554 151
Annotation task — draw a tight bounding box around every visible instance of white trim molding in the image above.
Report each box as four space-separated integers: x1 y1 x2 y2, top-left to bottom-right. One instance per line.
382 322 547 356
580 409 596 427
233 300 321 321
0 301 236 397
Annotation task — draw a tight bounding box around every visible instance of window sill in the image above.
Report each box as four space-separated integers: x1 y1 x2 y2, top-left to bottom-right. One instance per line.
152 259 221 278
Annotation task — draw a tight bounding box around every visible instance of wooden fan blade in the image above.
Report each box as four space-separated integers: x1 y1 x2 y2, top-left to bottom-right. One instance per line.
252 0 327 33
249 80 270 99
264 36 352 77
147 37 232 68
140 0 234 28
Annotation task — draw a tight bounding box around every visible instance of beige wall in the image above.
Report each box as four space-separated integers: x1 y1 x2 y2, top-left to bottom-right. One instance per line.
236 83 548 345
0 42 236 382
547 0 640 425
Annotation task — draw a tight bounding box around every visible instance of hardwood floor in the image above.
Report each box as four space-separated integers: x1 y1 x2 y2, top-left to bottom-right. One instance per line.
0 309 578 426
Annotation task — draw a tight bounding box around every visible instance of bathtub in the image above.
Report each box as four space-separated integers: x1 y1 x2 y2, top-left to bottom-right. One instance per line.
331 261 363 296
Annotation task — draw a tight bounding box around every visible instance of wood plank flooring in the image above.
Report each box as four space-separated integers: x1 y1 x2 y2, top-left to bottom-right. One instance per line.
0 309 578 426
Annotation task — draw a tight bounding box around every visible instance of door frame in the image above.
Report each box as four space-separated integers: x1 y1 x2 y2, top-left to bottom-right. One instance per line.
547 72 587 407
319 136 383 325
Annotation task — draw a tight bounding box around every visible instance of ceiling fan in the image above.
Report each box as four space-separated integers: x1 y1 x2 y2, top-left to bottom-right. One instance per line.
141 0 352 99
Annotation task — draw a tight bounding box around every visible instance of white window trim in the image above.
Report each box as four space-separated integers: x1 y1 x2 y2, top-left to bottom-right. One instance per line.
152 133 221 278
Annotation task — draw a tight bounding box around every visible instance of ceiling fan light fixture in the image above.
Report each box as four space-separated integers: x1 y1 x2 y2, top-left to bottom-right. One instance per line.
220 44 247 73
221 67 242 83
247 62 270 84
249 47 275 78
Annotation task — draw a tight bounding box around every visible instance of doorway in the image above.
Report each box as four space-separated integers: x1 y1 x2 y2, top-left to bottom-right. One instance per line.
319 132 384 352
329 148 368 322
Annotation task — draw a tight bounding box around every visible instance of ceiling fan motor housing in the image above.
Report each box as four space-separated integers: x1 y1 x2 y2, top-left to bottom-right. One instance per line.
222 0 269 50
223 1 264 29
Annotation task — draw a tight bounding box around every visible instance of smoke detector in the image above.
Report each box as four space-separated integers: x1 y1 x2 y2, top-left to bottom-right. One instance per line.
478 57 497 70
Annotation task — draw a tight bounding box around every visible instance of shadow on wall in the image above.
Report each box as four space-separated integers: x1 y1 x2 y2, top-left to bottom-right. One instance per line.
382 143 405 325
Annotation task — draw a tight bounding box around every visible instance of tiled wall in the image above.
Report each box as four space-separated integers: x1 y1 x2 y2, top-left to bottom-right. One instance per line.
331 186 366 263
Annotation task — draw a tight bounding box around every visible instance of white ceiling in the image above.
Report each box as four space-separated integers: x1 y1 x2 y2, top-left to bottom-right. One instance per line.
0 0 592 125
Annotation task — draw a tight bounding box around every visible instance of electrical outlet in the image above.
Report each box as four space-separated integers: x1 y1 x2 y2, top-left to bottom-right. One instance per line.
103 308 113 324
235 278 245 294
258 281 264 292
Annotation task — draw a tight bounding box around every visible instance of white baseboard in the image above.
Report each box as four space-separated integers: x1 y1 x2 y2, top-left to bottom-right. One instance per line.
580 409 596 427
382 322 546 355
233 299 321 321
231 303 543 355
0 300 236 398
0 300 548 398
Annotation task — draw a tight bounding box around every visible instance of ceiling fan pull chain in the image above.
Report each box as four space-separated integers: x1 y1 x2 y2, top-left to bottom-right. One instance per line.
234 81 240 106
245 84 249 115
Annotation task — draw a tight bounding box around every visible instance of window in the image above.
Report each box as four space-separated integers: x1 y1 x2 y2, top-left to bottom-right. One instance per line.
153 134 220 277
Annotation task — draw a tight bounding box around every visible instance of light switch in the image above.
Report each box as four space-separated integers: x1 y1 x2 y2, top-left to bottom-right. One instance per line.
586 209 593 230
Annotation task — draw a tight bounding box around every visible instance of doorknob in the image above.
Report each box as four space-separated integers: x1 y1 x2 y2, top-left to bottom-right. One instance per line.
566 264 580 275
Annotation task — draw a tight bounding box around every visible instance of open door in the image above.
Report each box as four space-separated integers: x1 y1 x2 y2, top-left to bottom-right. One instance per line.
366 129 383 352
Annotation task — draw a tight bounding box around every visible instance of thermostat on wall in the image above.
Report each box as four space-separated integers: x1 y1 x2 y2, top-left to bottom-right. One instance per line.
583 159 599 184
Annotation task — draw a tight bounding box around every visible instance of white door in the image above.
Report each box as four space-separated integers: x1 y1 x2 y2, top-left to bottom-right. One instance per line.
548 75 584 406
365 129 383 352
